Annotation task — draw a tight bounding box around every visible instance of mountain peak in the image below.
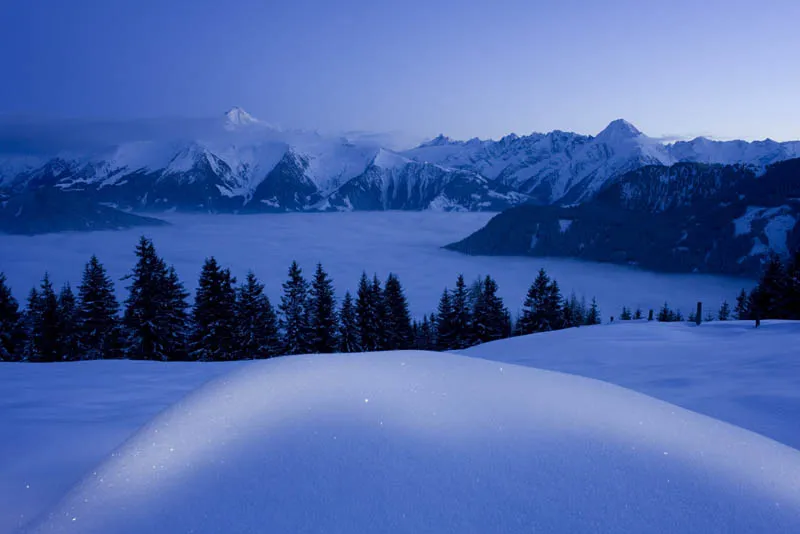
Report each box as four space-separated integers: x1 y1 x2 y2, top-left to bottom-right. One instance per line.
596 119 642 141
224 107 260 129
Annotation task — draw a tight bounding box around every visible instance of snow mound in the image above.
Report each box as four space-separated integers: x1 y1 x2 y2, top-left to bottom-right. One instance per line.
25 351 800 533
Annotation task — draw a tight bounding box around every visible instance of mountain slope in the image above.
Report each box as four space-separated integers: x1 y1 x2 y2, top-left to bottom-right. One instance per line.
446 158 800 276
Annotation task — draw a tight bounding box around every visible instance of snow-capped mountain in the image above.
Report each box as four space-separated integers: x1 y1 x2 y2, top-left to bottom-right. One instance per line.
2 110 800 228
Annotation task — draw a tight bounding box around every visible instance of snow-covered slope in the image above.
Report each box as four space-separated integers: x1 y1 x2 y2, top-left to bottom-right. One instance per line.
18 349 800 533
404 120 800 205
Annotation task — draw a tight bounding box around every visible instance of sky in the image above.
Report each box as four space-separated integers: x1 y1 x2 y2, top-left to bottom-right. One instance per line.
1 0 799 143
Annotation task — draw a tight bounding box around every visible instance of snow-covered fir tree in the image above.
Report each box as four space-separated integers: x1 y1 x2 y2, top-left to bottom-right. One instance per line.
308 263 338 354
235 271 280 359
279 261 312 355
76 256 120 360
191 257 238 361
0 273 22 361
338 291 360 353
383 273 413 350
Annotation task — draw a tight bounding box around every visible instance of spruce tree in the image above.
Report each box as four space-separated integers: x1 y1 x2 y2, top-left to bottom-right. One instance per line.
416 315 435 350
371 275 390 350
76 256 120 360
634 308 643 320
308 263 338 354
518 269 550 334
383 273 413 350
191 257 238 361
585 297 601 325
718 300 731 321
542 279 564 331
26 274 61 362
57 283 79 361
123 237 189 361
279 261 311 355
235 271 279 359
735 289 751 320
0 273 22 361
658 302 673 322
620 306 632 321
450 274 472 349
435 288 455 350
750 253 788 319
356 273 379 351
674 309 684 322
338 291 360 353
787 249 800 319
472 275 508 344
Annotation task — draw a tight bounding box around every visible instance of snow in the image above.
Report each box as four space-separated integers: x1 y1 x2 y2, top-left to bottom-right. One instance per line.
8 347 800 533
558 219 572 232
764 213 797 255
0 212 749 320
463 321 800 450
733 206 796 255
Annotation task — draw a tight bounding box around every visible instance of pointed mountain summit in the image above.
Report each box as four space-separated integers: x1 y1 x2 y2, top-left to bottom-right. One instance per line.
595 119 643 142
224 107 261 130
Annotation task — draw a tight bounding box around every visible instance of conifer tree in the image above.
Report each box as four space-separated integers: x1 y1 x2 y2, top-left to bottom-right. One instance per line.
472 275 508 344
518 269 551 334
383 273 413 350
415 314 435 350
435 288 455 350
674 309 684 322
76 256 120 360
750 253 788 319
787 249 800 319
657 302 673 322
450 274 473 349
0 273 22 361
308 263 338 354
371 275 390 350
634 308 643 320
338 291 360 353
585 297 601 325
718 300 731 321
356 273 379 351
620 306 632 321
25 274 61 362
123 237 189 361
735 289 751 320
57 283 79 361
235 271 279 359
191 257 238 361
543 279 564 331
279 261 311 355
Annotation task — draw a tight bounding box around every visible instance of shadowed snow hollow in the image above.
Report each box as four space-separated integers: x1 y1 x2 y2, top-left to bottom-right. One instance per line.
25 351 800 533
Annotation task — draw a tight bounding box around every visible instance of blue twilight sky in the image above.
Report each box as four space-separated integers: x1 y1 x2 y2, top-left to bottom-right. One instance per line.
1 0 798 143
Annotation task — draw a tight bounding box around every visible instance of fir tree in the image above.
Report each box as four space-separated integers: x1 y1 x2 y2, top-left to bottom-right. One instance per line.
542 279 564 331
518 269 551 335
450 274 473 349
235 271 280 359
585 297 601 325
750 253 788 319
123 237 189 361
279 261 311 355
76 256 120 360
634 308 643 320
787 249 800 319
371 275 390 350
657 302 673 322
718 300 731 321
57 283 79 361
338 291 360 353
674 309 684 322
0 273 22 361
687 309 696 323
415 314 435 350
435 288 455 350
472 275 508 344
620 306 632 321
308 263 338 354
355 273 380 352
735 289 751 320
383 273 413 350
26 274 61 362
191 257 238 361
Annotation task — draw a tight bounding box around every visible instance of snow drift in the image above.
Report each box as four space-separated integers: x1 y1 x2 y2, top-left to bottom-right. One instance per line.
24 351 800 533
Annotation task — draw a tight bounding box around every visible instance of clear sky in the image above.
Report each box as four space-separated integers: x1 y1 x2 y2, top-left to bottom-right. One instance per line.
1 0 798 142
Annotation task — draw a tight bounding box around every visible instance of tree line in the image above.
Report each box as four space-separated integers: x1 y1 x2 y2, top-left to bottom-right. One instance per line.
0 237 608 362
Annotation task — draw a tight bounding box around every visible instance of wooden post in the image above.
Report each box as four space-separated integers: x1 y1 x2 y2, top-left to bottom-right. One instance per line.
696 302 702 326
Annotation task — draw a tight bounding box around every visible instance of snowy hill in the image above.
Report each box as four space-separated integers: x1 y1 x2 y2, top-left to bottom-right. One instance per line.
2 112 799 232
13 349 800 533
3 322 800 532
